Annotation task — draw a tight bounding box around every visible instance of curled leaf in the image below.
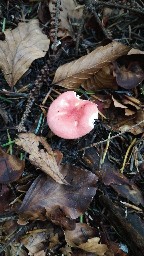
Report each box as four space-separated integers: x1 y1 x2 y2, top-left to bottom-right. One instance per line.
53 41 130 89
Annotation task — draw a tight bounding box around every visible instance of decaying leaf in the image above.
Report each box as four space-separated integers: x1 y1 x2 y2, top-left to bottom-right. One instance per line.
83 64 118 91
53 41 130 89
49 0 84 38
79 237 108 255
15 133 67 185
112 96 127 109
21 228 52 255
65 223 107 255
65 223 97 247
18 165 98 228
0 147 25 184
0 19 50 87
113 61 144 89
0 185 13 213
113 109 144 135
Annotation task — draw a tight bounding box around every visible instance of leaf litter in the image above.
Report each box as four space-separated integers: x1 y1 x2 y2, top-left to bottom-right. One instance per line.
0 0 144 255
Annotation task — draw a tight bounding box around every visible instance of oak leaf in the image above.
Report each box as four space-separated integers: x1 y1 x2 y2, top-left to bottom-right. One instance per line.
53 41 130 89
15 133 68 185
0 19 50 87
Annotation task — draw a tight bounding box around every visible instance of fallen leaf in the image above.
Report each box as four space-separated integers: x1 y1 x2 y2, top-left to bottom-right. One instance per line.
0 19 50 87
15 133 68 185
65 223 97 247
112 96 127 109
79 237 108 255
49 0 84 38
113 61 144 89
18 165 98 228
0 185 13 213
65 224 108 255
82 147 144 207
21 229 50 255
0 147 25 184
83 64 118 92
53 41 130 89
113 109 144 135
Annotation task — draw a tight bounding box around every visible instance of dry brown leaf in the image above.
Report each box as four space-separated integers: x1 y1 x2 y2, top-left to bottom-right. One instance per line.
0 19 50 87
112 96 127 109
65 223 97 247
0 147 25 184
15 133 68 185
65 223 107 255
79 237 108 255
18 165 98 228
49 0 84 38
53 41 130 89
115 110 144 135
21 229 49 255
83 64 118 92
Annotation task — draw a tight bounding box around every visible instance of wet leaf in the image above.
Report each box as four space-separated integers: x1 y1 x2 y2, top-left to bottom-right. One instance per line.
15 133 68 185
53 41 130 89
18 165 98 229
113 109 144 135
65 223 97 247
78 237 108 255
21 228 52 255
113 61 144 89
83 64 118 92
0 185 13 213
65 223 108 255
0 19 50 87
0 147 25 184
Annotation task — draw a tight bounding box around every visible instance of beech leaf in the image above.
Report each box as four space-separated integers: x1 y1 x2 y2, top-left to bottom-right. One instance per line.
0 19 50 87
53 41 130 89
15 133 68 185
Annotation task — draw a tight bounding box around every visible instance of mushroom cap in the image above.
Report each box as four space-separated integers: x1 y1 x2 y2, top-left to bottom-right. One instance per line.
47 91 98 139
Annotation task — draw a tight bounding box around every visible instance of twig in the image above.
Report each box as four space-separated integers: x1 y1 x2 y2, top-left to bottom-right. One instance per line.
79 120 144 151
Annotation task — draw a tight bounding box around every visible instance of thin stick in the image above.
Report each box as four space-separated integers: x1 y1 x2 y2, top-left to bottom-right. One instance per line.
79 120 144 151
120 138 137 173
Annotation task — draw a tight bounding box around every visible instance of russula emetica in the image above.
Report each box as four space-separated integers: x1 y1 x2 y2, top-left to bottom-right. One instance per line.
47 91 98 139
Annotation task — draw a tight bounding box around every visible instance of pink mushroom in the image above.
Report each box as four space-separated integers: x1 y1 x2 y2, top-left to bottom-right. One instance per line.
47 91 98 139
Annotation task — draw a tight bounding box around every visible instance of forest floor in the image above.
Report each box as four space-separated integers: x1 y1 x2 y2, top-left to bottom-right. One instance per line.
0 1 144 256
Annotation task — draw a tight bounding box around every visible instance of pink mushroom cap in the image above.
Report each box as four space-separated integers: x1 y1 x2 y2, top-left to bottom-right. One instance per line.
47 91 98 139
